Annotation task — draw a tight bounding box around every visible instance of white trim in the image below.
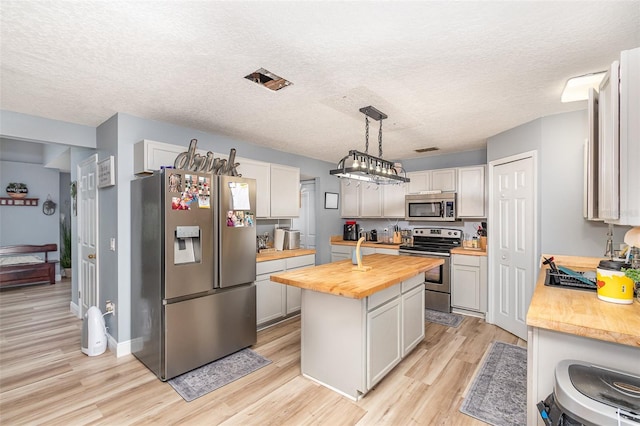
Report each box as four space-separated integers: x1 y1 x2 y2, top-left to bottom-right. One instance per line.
106 333 132 357
70 300 80 318
486 150 538 330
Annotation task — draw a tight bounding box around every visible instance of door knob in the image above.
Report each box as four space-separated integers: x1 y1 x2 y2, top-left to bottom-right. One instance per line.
88 254 96 259
502 255 506 260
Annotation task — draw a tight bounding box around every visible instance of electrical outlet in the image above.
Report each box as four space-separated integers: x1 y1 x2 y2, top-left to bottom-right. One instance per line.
105 300 115 316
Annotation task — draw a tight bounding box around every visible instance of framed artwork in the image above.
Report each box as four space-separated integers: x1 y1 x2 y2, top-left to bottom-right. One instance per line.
98 156 115 188
325 192 339 209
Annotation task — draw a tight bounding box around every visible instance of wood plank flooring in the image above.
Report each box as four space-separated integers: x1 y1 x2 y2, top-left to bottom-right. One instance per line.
0 280 525 425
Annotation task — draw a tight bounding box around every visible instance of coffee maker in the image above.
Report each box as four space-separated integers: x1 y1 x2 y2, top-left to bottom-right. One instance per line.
343 222 360 241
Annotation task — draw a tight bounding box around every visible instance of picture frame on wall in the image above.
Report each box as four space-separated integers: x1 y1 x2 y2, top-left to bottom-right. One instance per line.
97 156 115 188
325 192 338 209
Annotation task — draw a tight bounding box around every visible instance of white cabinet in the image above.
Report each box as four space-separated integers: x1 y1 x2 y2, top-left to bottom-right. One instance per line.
451 254 487 314
331 244 352 262
237 158 271 218
457 165 486 218
340 179 407 219
134 139 213 175
270 164 300 218
599 47 640 226
401 275 425 356
301 273 425 399
382 184 406 218
367 296 402 388
407 171 431 194
256 259 287 325
407 168 456 194
256 254 315 328
340 180 360 217
431 168 457 191
360 185 383 217
331 244 398 262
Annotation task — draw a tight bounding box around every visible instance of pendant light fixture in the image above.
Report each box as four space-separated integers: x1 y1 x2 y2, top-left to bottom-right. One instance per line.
329 106 409 185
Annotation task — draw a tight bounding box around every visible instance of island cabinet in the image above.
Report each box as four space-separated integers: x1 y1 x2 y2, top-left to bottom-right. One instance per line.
451 253 487 315
301 273 425 400
256 254 315 328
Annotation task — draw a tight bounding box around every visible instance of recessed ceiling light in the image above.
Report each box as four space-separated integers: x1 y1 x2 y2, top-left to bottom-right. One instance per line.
244 68 292 91
561 71 606 103
415 147 439 153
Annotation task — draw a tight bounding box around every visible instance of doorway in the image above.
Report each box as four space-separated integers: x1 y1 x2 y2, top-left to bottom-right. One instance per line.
487 151 537 341
292 179 316 249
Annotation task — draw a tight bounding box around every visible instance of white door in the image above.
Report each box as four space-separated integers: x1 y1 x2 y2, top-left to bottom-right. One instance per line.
489 153 536 341
78 155 99 318
293 180 316 249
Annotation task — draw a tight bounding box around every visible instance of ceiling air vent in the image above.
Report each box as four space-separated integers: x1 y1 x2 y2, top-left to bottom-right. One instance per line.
244 68 292 91
415 147 439 153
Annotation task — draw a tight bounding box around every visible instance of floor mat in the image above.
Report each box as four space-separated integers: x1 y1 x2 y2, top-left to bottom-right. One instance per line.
168 348 271 402
460 341 527 426
424 309 464 328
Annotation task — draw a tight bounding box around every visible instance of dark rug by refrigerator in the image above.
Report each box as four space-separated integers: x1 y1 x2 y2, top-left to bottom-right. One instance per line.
168 348 271 402
424 309 464 328
460 341 527 426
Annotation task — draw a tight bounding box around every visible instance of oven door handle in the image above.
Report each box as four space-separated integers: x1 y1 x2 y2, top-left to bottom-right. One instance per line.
399 250 450 257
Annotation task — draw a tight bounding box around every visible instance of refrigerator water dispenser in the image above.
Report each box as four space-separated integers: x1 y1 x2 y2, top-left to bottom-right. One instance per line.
174 225 202 264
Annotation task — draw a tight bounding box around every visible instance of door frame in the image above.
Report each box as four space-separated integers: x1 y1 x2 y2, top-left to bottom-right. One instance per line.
486 150 538 329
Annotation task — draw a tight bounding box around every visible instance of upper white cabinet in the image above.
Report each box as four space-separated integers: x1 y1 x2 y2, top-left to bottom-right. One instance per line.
457 166 486 218
236 159 271 218
270 164 300 218
382 184 407 218
360 185 383 217
340 180 360 218
134 139 213 175
431 168 457 192
407 171 431 194
407 168 456 194
599 47 640 226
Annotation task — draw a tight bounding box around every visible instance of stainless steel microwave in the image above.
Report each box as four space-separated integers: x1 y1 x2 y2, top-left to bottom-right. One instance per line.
405 193 457 221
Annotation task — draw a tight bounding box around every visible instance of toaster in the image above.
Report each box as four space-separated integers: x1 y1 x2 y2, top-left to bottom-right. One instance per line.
283 230 300 250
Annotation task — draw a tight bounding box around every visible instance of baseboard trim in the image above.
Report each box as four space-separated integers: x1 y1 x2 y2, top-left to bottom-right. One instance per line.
107 333 132 358
70 301 80 318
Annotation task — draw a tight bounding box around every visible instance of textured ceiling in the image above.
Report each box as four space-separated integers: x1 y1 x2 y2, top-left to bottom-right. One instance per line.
1 1 638 164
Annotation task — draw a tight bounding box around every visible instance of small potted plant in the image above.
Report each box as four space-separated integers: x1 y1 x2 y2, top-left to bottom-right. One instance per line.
6 182 28 198
60 220 72 278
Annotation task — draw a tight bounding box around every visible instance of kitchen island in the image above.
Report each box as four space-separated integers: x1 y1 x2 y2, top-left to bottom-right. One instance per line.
270 253 443 400
526 255 640 425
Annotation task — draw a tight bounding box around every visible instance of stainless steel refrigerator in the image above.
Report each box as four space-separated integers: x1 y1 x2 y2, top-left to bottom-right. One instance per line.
131 169 257 381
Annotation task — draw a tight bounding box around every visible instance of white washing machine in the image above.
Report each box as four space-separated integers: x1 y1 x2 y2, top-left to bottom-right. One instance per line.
538 359 640 425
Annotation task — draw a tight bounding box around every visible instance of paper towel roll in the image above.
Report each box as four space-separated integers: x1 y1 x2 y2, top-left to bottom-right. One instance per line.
274 229 285 251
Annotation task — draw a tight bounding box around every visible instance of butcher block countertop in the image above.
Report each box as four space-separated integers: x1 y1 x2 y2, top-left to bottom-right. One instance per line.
526 254 640 348
270 254 442 299
256 249 316 262
450 247 487 256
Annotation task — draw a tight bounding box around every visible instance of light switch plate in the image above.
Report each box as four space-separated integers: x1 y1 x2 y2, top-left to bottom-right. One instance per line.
110 238 116 251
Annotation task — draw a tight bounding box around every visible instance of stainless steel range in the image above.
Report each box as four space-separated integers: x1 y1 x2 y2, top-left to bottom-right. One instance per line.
399 228 462 313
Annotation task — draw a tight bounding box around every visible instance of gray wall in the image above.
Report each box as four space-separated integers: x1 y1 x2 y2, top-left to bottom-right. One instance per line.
0 160 61 266
402 148 486 172
487 110 629 258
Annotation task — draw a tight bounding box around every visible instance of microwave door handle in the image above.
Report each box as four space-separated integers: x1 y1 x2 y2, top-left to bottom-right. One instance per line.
441 201 446 218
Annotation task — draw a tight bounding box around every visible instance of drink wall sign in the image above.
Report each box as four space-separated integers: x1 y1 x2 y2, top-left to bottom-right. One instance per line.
174 139 241 176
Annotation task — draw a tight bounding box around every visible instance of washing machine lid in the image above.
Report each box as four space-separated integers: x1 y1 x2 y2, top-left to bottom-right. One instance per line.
568 363 640 413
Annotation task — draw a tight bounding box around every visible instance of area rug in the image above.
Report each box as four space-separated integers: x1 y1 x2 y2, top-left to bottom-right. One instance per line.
460 341 527 426
424 309 464 328
168 348 271 402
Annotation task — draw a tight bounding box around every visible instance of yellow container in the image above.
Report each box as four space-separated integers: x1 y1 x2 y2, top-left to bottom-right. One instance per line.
596 260 634 304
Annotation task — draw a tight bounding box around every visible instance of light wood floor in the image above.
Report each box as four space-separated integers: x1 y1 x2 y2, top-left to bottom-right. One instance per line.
0 279 525 425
